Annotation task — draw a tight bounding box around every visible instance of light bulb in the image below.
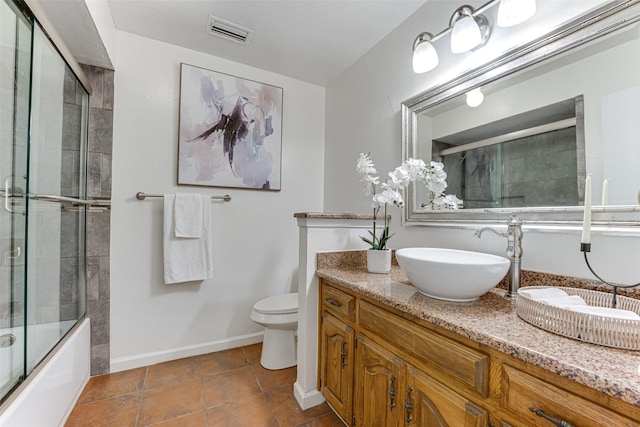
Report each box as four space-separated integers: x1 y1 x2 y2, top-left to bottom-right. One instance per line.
466 88 484 107
412 37 439 73
451 14 482 53
497 0 536 27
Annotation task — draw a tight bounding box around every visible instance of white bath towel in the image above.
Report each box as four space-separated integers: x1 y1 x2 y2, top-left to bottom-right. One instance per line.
566 305 640 320
163 194 213 284
174 193 203 238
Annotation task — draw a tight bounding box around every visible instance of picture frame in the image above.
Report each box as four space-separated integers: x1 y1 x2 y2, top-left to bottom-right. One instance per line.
177 63 283 190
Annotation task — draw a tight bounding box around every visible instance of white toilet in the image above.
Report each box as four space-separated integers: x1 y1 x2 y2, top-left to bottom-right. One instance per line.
250 292 298 370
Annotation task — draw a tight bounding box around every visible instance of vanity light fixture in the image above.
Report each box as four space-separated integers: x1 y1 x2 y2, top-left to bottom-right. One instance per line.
465 87 484 107
412 32 439 73
411 0 536 73
450 6 490 54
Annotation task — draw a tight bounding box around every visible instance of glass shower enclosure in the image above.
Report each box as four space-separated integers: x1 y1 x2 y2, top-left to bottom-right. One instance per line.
1 0 89 403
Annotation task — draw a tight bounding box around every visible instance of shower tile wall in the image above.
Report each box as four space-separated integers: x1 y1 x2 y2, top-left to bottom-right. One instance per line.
444 127 579 209
81 64 114 375
501 127 578 207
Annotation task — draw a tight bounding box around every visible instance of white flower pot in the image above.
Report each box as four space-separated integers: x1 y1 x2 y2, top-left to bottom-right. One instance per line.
367 249 391 274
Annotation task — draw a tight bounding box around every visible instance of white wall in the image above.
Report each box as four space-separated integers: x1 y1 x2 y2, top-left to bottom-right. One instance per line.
83 0 117 67
110 31 325 367
324 0 640 285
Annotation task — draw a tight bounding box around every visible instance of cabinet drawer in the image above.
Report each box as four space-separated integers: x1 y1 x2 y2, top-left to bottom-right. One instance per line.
502 365 639 427
359 300 488 397
322 284 356 321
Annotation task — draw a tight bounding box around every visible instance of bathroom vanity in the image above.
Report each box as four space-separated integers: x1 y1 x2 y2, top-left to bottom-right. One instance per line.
316 256 640 426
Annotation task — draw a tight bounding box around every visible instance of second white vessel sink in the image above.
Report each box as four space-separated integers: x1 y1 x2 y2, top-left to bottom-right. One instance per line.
396 247 510 302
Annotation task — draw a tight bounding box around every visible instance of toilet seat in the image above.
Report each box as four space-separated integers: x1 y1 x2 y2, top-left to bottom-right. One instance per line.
253 292 298 315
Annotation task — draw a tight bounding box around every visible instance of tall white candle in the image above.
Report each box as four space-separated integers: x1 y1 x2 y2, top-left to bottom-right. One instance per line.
601 178 609 206
582 175 592 244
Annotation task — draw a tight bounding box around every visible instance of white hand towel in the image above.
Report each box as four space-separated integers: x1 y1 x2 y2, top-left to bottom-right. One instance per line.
566 305 640 320
535 295 587 307
163 194 213 284
174 193 203 238
519 288 569 300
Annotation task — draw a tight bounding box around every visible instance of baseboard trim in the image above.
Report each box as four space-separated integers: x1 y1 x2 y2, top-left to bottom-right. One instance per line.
293 381 326 410
110 332 264 372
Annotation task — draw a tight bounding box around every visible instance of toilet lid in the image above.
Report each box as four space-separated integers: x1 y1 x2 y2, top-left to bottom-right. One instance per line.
254 293 298 314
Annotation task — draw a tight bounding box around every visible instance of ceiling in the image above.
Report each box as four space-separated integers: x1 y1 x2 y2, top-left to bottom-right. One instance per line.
41 0 428 86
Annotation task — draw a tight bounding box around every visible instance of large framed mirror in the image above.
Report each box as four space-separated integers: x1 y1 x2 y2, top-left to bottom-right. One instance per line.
402 0 640 229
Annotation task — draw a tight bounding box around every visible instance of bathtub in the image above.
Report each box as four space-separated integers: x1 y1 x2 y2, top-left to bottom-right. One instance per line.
0 318 90 427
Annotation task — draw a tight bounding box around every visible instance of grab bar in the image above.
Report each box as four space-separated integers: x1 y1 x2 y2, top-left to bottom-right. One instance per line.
135 192 231 202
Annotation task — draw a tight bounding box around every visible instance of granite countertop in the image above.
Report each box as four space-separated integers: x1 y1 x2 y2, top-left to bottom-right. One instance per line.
316 263 640 409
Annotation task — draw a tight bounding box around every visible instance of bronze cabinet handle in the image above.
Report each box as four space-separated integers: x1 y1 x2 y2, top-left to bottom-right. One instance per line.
529 407 575 427
405 386 413 424
340 341 347 368
325 297 342 307
389 375 396 410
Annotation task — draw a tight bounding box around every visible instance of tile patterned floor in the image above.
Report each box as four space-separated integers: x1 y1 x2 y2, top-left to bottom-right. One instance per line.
65 343 344 427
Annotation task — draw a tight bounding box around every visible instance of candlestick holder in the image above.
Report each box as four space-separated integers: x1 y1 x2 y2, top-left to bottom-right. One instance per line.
580 243 640 308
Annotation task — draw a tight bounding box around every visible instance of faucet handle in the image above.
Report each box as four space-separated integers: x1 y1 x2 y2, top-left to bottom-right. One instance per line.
508 213 523 226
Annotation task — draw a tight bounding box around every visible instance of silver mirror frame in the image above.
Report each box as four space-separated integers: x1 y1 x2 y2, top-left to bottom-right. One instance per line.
402 0 640 229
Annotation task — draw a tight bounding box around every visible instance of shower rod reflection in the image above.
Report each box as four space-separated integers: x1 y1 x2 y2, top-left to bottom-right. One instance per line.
135 192 231 202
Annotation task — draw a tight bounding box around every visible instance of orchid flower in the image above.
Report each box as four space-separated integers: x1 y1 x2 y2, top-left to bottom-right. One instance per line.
357 153 462 249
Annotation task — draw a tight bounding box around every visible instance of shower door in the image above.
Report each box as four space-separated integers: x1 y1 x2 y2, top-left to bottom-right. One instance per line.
1 0 88 402
26 12 89 376
0 0 31 400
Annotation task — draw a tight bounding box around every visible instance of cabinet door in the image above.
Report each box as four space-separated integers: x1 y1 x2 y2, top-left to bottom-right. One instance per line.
407 365 489 427
320 311 354 425
354 335 405 427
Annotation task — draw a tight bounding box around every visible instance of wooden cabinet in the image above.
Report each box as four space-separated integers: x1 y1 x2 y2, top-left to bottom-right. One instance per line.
318 279 640 427
320 311 354 425
353 334 405 427
319 280 491 426
359 300 488 398
351 333 491 427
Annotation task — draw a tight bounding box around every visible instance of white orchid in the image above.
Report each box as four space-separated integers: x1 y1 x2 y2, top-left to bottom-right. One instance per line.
357 153 462 249
357 153 380 197
417 160 462 210
356 153 377 176
402 158 427 181
362 174 380 197
373 187 404 208
431 194 464 210
387 168 410 189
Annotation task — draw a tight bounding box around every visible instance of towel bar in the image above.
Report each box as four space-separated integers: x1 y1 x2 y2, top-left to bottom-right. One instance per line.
135 192 231 202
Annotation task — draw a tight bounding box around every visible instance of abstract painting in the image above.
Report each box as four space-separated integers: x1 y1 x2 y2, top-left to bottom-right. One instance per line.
178 63 283 190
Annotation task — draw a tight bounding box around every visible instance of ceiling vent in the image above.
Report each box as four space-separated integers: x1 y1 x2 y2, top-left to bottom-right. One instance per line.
206 15 254 46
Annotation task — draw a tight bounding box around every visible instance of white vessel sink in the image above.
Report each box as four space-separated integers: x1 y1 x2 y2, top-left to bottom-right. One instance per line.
396 247 510 302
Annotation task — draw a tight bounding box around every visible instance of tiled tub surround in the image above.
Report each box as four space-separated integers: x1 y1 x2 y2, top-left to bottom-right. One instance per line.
81 64 114 375
316 250 640 409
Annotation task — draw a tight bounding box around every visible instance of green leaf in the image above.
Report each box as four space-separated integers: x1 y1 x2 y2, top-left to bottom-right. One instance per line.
362 224 396 250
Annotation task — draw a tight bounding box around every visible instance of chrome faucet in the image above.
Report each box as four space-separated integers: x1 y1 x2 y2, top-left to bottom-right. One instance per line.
473 214 524 298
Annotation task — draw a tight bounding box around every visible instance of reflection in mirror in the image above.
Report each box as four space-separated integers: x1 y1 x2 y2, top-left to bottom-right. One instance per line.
425 96 584 209
403 2 640 226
